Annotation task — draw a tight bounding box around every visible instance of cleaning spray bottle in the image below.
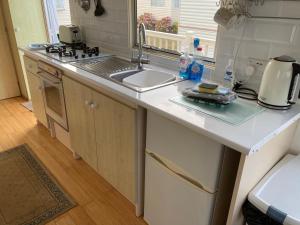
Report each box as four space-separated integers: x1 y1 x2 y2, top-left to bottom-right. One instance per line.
224 59 234 89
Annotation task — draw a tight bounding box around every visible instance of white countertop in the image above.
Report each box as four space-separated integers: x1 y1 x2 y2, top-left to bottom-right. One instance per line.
21 48 300 155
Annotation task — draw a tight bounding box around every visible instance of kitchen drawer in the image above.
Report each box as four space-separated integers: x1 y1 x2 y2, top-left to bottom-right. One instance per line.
146 111 224 191
144 153 216 225
24 55 38 74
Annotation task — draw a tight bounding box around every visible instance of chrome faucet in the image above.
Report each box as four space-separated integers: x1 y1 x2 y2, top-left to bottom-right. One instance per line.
131 23 150 69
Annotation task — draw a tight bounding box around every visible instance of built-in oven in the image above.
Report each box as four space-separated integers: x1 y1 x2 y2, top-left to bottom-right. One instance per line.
38 62 68 131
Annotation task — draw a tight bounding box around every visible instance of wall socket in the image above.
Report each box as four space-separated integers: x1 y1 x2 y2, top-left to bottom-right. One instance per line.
235 57 268 84
247 58 268 70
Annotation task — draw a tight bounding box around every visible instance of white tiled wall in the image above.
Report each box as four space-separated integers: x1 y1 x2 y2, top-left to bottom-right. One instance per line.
69 0 131 57
214 1 300 90
214 1 300 151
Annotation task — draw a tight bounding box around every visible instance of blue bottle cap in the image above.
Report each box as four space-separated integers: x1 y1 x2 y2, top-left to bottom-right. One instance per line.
194 38 200 48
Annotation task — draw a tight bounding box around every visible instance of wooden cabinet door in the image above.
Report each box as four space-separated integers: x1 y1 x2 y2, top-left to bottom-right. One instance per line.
63 76 98 170
26 72 48 127
0 3 20 99
92 90 136 203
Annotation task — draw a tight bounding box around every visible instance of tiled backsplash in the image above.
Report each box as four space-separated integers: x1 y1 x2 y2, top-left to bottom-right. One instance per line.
69 0 300 90
214 1 300 150
214 1 300 90
69 0 131 57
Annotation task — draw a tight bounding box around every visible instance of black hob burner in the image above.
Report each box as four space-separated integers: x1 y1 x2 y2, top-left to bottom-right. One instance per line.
42 43 103 62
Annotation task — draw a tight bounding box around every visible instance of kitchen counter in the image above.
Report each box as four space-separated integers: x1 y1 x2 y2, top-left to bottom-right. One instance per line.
21 47 300 155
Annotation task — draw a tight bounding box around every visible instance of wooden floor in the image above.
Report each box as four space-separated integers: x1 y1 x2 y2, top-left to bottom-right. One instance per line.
0 97 147 225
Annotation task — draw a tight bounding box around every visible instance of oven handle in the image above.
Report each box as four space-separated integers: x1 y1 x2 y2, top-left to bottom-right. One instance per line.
37 70 61 85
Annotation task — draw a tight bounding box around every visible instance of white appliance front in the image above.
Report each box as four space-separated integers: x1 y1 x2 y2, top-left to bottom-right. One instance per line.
144 152 216 225
39 71 68 130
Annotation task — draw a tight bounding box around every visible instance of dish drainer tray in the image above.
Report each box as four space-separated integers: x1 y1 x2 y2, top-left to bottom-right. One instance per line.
170 96 265 125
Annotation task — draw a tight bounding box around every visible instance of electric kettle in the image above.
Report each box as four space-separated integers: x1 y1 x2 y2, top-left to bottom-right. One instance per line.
258 55 300 109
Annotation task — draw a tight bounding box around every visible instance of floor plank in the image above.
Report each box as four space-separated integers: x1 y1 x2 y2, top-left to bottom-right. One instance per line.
68 206 97 225
55 215 77 225
0 98 147 225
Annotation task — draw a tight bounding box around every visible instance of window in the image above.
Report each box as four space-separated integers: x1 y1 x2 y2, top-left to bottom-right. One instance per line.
151 0 165 7
136 0 219 58
55 0 65 10
172 0 180 8
55 0 71 25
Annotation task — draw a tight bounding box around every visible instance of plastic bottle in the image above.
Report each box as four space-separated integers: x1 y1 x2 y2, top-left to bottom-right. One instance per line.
193 38 200 56
189 59 204 82
196 47 204 57
179 52 189 79
224 59 234 89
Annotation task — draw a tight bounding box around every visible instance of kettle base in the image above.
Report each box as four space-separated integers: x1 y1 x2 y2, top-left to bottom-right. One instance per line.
257 100 291 110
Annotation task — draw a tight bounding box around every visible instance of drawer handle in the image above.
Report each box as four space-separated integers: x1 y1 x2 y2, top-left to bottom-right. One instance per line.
147 151 217 195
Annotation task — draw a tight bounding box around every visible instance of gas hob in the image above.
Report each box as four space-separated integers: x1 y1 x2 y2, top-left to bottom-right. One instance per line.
37 43 111 63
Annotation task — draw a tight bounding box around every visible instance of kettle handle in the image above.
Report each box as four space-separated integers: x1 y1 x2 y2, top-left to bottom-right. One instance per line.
288 63 300 104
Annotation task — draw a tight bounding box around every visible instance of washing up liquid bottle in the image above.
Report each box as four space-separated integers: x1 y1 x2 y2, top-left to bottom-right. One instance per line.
189 59 204 82
179 52 189 79
224 59 234 89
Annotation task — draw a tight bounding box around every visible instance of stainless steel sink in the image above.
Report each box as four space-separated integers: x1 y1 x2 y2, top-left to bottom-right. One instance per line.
70 56 137 78
109 68 182 92
71 56 183 92
109 69 142 82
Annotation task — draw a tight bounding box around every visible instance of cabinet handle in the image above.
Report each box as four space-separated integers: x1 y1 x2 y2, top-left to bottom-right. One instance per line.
90 103 98 109
38 86 43 91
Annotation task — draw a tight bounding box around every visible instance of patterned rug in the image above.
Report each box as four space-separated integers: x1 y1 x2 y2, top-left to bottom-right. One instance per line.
0 144 76 225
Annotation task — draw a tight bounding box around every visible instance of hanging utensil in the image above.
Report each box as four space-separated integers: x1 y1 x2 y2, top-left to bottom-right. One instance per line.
94 0 105 17
80 0 90 11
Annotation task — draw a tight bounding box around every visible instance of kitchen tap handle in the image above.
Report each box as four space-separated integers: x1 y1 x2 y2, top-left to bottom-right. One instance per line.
140 23 146 44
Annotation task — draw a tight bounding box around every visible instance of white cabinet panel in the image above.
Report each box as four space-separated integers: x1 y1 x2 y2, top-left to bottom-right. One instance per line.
27 72 48 127
146 111 224 191
144 153 216 225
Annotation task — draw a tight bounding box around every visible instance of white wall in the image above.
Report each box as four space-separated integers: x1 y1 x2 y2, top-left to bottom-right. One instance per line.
215 2 300 88
69 0 131 57
214 1 300 151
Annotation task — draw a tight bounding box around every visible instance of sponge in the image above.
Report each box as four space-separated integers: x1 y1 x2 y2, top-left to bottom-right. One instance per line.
198 82 218 94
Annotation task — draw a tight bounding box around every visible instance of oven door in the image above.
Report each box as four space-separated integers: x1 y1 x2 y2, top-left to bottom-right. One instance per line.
39 71 68 130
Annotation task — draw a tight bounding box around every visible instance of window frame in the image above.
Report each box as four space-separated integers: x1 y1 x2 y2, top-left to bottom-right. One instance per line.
132 0 217 63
